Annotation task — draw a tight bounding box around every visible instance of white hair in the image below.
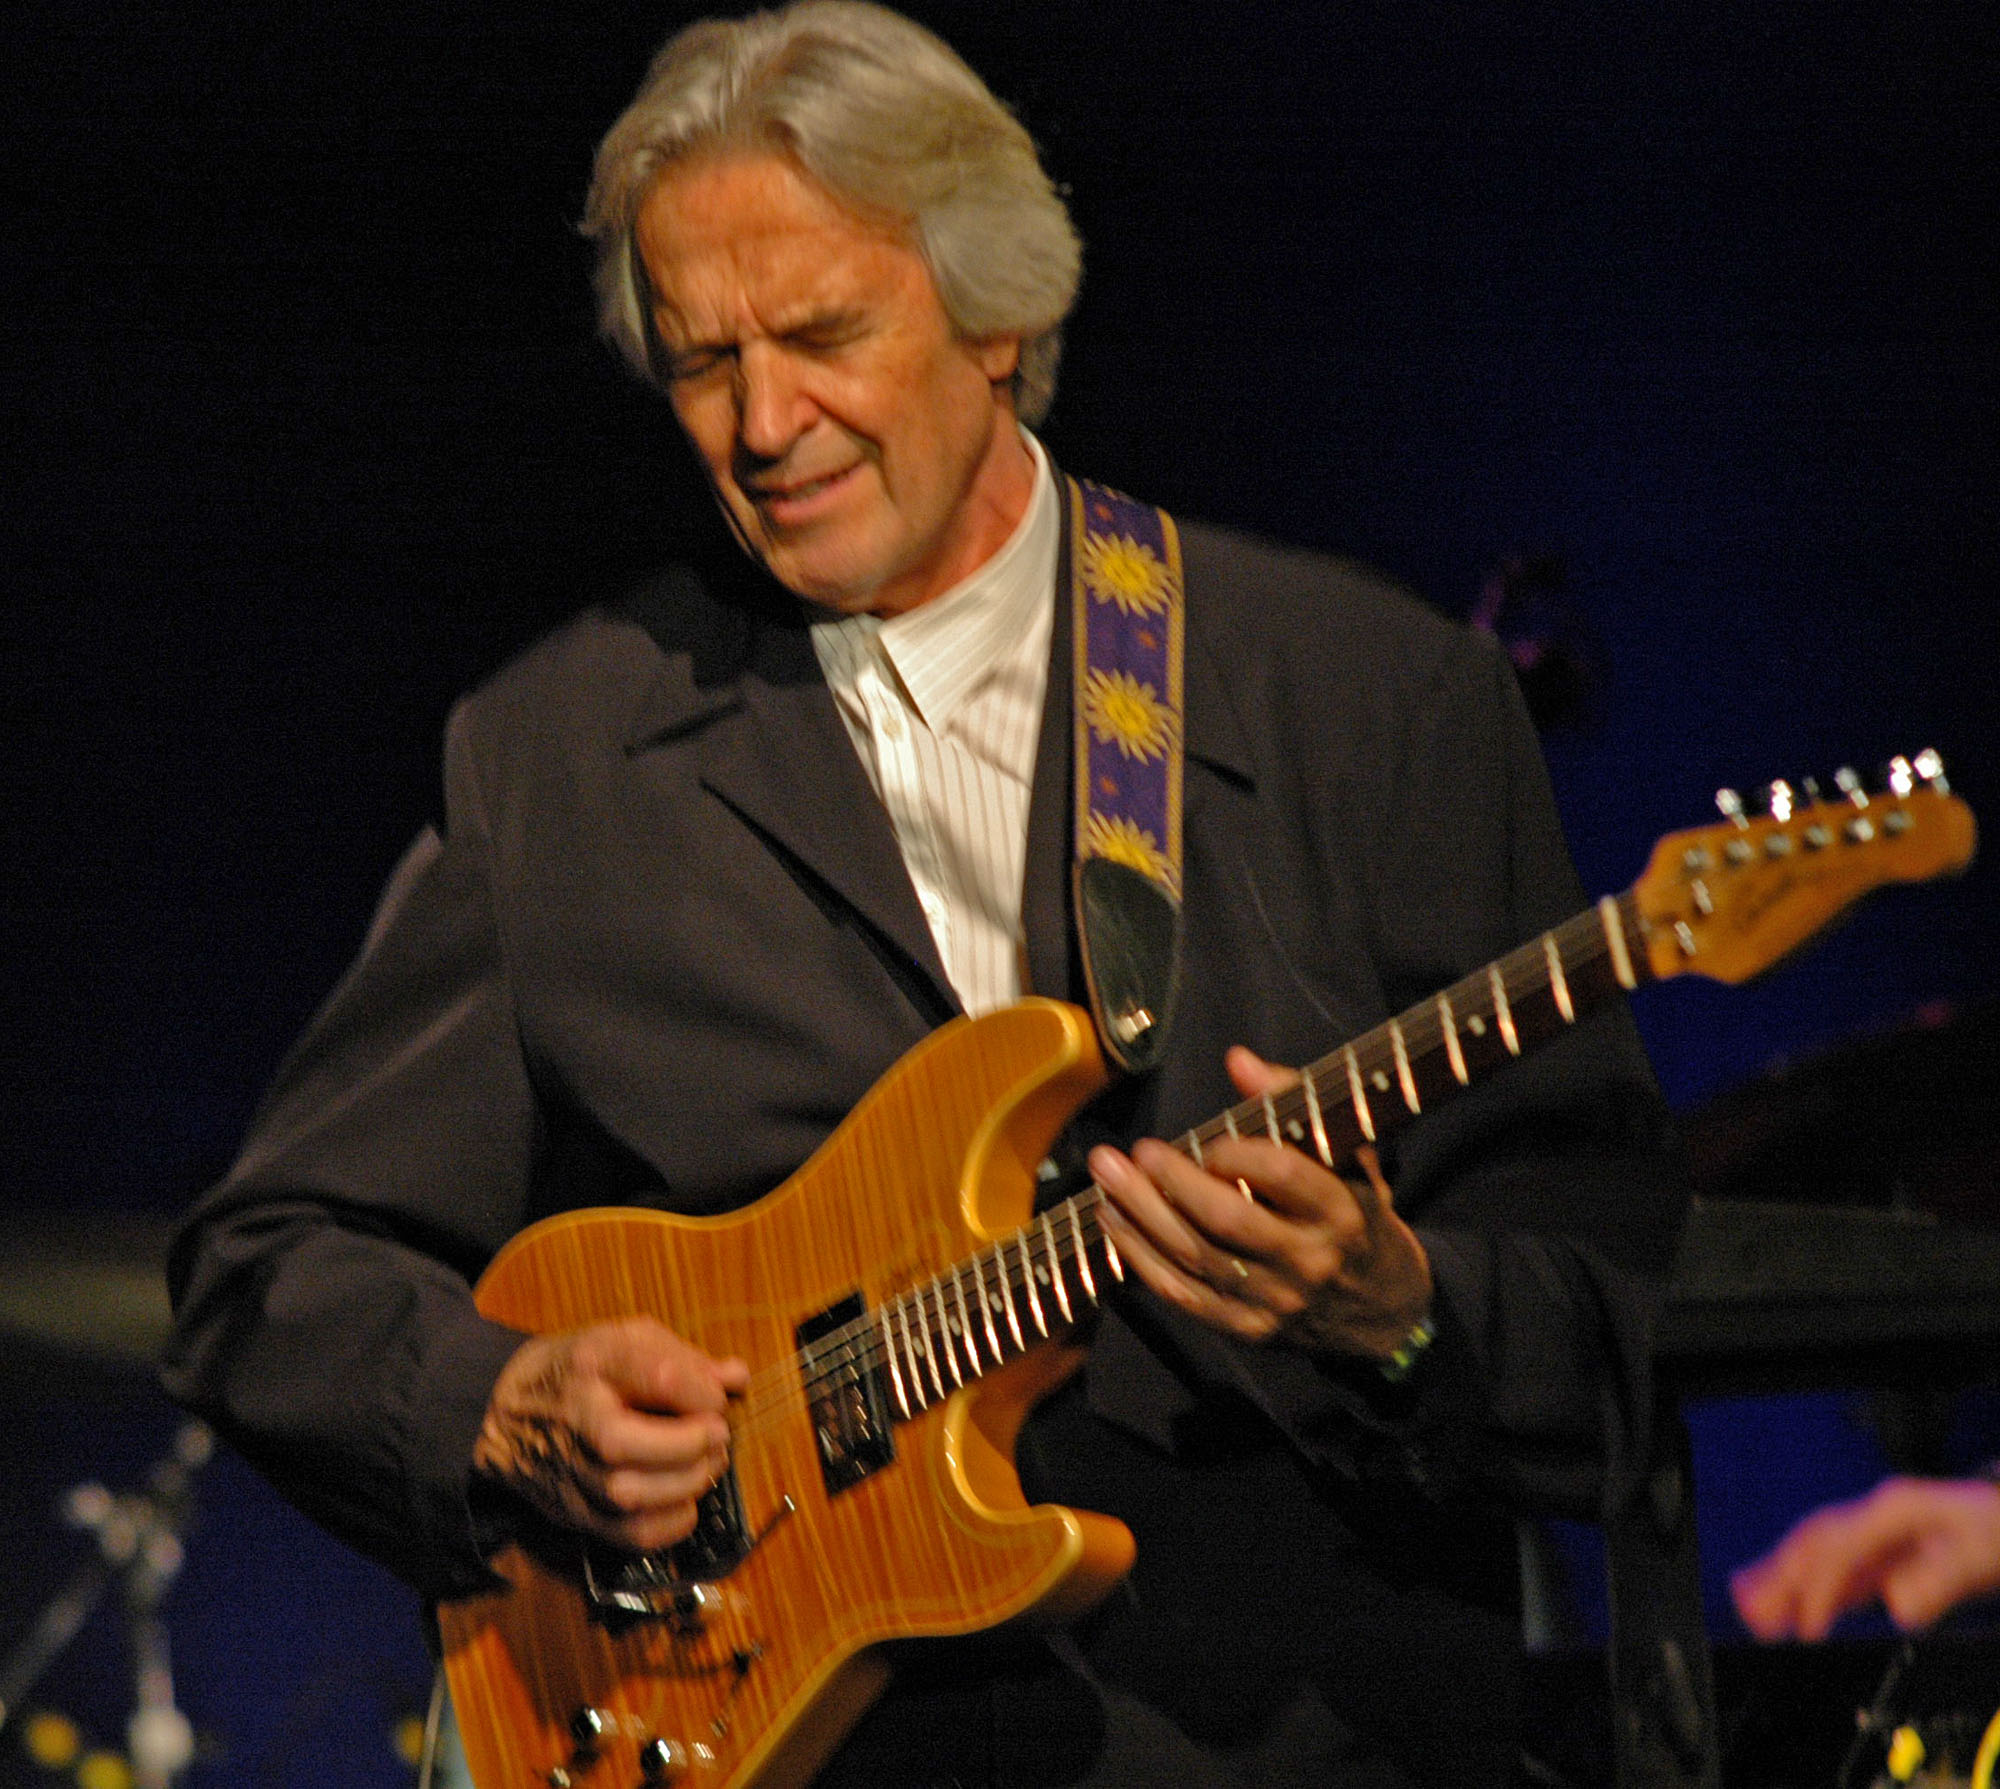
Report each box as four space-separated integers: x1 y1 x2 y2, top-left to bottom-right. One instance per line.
582 1 1082 424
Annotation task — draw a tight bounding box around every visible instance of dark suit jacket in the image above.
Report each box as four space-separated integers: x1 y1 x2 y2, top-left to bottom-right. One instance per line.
163 494 1687 1787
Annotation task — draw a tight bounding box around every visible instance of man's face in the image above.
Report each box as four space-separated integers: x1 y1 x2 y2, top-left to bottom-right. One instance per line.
634 154 1031 617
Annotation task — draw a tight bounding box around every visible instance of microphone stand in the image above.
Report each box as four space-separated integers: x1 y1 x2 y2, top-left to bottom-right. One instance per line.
0 1421 212 1788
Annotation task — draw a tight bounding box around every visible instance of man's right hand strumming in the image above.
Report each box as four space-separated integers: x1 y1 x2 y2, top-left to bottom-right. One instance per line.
472 1317 749 1553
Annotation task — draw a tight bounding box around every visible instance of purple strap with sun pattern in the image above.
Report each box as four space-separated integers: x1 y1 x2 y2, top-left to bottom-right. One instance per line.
1067 477 1185 1073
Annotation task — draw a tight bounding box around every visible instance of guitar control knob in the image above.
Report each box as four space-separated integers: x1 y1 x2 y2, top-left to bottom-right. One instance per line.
640 1737 689 1780
570 1706 613 1751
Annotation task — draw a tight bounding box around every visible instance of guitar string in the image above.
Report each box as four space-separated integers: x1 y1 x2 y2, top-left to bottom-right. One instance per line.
711 1190 1117 1444
770 898 1632 1421
703 810 1925 1474
719 895 1640 1447
1162 895 1635 1193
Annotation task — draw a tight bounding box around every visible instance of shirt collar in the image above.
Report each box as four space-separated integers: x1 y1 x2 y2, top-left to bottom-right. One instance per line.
814 430 1058 731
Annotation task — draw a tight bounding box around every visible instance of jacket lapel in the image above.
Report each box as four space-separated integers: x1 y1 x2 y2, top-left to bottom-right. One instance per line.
621 576 960 1025
712 615 959 1018
1021 502 1077 1004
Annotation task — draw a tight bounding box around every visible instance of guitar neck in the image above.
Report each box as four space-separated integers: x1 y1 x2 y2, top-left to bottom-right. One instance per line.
851 771 1976 1422
1188 890 1650 1172
853 893 1650 1424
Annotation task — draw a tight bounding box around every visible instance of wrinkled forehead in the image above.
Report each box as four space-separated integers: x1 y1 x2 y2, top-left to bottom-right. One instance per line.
632 151 933 335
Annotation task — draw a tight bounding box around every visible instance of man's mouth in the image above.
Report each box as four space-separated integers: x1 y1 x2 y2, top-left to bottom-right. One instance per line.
748 464 859 525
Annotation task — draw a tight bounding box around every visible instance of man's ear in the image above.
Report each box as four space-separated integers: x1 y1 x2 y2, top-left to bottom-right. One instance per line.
975 332 1024 386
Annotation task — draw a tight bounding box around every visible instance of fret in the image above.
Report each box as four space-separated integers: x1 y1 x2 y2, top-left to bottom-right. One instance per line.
1017 1233 1048 1336
1262 1092 1282 1144
1068 1201 1097 1302
951 1267 981 1373
894 1302 928 1409
915 1296 945 1401
931 1281 964 1387
1543 933 1574 1023
914 1291 946 1400
1599 894 1638 990
1343 1045 1377 1141
920 1298 946 1398
1185 1129 1205 1168
879 1306 911 1418
1208 1104 1257 1198
1388 1019 1420 1113
1102 1223 1124 1279
970 1252 1004 1363
1488 963 1520 1054
1301 1067 1333 1165
994 1244 1025 1352
1042 1212 1073 1322
1438 993 1469 1085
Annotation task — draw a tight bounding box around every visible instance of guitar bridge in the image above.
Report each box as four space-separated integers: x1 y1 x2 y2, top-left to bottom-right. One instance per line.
582 1470 753 1625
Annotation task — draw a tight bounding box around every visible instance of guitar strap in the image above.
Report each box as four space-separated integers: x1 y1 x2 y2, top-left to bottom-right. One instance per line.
1066 476 1185 1075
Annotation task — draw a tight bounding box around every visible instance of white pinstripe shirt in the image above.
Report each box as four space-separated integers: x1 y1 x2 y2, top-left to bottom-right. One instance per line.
810 433 1059 1018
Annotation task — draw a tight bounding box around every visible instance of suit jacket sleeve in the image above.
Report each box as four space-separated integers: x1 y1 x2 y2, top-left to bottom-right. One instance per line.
1393 644 1686 1519
1295 636 1684 1521
161 699 536 1600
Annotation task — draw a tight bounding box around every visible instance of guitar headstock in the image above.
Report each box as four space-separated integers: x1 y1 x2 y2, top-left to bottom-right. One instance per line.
1632 751 1976 984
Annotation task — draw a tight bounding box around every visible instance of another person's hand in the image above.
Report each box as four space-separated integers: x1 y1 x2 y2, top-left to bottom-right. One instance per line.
472 1316 749 1552
1093 1045 1433 1360
1731 1475 2000 1640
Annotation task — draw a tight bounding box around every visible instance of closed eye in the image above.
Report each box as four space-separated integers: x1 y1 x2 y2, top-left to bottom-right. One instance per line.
781 311 869 354
662 343 732 384
656 309 870 383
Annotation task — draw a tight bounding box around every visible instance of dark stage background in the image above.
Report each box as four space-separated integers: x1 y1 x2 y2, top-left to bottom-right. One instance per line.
4 2 1997 1784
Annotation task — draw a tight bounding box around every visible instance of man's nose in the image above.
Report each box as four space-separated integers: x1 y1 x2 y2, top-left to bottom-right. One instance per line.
734 344 809 460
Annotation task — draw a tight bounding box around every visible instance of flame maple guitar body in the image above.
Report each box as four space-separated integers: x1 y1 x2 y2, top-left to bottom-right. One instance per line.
438 999 1137 1789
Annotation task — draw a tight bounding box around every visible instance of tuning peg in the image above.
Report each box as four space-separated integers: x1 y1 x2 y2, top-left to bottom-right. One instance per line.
1801 776 1824 803
1715 788 1749 827
1753 779 1796 823
1835 766 1868 807
1913 747 1949 792
1886 755 1916 798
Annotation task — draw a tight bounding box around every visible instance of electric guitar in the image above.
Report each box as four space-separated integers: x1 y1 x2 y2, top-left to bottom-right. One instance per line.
440 757 1974 1789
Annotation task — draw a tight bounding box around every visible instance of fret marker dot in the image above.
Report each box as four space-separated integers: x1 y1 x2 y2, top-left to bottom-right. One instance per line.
1467 1015 1486 1035
1286 1119 1304 1141
1371 1070 1391 1092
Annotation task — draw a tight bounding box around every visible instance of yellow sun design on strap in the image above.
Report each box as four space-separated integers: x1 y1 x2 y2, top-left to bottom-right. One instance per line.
1082 668 1176 760
1083 812 1172 885
1079 533 1175 616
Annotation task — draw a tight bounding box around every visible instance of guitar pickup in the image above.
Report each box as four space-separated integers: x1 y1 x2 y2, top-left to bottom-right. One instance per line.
798 1291 897 1496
